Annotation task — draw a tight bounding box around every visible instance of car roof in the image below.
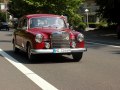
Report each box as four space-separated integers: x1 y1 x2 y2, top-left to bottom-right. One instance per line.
25 14 62 18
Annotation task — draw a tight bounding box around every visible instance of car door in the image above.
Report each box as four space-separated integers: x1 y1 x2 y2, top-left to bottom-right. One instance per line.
20 18 28 50
15 18 28 49
15 18 23 47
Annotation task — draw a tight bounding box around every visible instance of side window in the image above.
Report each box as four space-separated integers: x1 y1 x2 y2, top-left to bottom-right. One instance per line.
22 19 27 30
30 18 38 28
18 19 23 28
18 18 27 30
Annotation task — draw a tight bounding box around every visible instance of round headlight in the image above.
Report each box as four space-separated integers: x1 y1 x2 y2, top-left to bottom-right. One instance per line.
35 34 43 43
77 33 84 42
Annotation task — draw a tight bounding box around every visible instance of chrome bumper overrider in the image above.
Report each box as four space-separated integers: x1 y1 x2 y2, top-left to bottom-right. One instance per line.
31 48 87 54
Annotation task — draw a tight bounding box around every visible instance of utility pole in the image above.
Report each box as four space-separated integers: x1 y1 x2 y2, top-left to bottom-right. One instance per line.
85 9 89 28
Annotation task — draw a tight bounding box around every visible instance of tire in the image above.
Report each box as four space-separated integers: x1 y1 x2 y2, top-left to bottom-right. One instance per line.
27 44 34 62
13 41 19 53
72 52 83 62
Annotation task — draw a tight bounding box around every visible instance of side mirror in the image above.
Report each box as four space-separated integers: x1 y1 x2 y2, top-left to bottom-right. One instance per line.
70 26 73 30
70 26 76 31
66 23 69 28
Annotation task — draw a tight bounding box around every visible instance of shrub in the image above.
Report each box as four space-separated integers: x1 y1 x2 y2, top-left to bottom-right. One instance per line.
74 22 86 33
0 12 6 22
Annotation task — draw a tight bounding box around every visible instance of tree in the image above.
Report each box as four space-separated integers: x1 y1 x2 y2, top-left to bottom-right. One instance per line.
8 0 84 27
95 0 120 24
0 12 6 21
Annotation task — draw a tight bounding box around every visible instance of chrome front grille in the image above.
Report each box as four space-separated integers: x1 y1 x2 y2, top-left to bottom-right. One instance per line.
51 31 70 48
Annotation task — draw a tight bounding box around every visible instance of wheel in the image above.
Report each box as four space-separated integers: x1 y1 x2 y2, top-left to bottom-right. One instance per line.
27 44 34 62
72 52 83 62
13 41 19 53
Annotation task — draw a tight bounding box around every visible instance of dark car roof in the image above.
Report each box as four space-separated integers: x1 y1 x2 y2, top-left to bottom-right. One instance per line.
25 14 62 18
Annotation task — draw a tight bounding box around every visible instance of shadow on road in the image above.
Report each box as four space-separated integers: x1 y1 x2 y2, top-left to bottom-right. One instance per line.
85 28 117 40
0 40 11 43
4 50 76 64
111 50 120 54
84 28 120 47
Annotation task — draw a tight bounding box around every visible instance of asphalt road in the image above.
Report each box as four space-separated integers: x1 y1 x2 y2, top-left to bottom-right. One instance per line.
0 29 120 90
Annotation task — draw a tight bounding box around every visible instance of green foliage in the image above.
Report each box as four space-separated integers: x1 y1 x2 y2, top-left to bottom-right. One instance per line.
73 22 86 32
8 0 84 27
95 0 120 24
0 12 6 22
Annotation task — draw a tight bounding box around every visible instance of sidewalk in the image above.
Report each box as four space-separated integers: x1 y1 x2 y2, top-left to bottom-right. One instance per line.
84 27 120 46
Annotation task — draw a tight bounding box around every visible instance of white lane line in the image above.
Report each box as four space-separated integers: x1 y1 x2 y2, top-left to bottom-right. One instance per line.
86 41 120 48
0 48 58 90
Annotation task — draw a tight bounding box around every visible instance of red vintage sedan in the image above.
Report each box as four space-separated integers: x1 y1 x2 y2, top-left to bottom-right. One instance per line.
12 14 87 62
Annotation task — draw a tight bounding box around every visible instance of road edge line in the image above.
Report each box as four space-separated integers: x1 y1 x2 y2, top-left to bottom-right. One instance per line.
0 48 58 90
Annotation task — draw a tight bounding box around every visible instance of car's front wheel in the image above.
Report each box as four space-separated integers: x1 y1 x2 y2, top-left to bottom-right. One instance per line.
72 52 83 62
27 44 34 62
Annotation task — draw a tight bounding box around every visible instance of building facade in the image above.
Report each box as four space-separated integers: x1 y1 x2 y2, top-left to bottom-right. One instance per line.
0 0 8 12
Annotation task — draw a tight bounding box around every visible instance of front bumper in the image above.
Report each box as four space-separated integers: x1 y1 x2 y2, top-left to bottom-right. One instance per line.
31 48 87 54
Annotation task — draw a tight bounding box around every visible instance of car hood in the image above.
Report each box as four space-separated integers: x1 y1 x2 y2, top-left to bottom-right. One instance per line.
28 28 75 38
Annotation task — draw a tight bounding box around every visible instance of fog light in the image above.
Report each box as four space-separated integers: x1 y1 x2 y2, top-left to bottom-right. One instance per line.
71 41 76 48
45 42 50 49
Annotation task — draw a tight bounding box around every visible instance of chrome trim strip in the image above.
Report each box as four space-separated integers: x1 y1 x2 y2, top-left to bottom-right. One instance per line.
31 48 87 54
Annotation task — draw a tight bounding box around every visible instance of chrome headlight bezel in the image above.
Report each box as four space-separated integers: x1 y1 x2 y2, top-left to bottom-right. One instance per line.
77 33 84 42
35 34 43 43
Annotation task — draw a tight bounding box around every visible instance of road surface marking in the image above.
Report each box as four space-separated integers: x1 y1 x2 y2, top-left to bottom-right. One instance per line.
86 41 120 48
0 48 58 90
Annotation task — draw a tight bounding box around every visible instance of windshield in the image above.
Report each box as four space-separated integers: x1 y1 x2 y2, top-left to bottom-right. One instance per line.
30 17 67 29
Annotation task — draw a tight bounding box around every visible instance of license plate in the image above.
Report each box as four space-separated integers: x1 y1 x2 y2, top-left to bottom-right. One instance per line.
53 48 71 53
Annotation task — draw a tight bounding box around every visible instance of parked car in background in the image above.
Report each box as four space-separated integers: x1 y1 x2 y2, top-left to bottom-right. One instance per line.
12 14 87 62
0 22 9 31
